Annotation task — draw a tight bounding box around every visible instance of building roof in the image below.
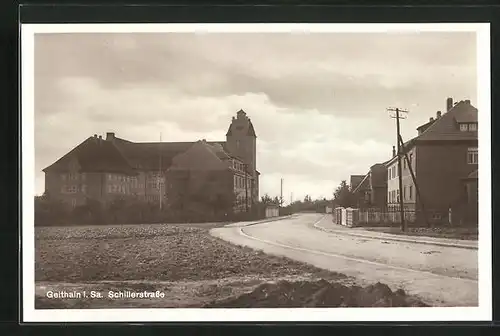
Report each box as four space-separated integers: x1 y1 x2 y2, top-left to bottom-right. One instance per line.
384 99 478 167
43 136 136 174
43 132 257 175
168 140 231 171
352 173 370 193
350 175 365 190
226 109 257 137
415 100 478 141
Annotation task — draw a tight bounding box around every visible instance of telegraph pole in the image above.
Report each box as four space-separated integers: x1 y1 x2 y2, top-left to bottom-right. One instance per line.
280 178 284 208
159 132 163 211
387 107 408 232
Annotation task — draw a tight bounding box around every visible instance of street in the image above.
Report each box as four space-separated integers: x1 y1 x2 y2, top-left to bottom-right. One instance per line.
211 213 478 307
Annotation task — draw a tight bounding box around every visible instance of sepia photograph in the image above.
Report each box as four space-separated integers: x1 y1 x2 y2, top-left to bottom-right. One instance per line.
22 23 491 322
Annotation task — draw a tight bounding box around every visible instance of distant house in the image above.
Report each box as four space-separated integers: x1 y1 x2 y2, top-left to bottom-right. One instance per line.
352 163 388 209
325 205 333 214
385 97 478 225
42 109 260 212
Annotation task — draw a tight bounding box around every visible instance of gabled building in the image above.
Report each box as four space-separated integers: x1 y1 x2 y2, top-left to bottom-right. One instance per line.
384 97 478 225
352 163 388 209
42 109 260 211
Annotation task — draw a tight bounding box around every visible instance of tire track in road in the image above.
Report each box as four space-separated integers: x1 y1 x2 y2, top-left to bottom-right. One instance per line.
239 223 477 285
219 214 477 306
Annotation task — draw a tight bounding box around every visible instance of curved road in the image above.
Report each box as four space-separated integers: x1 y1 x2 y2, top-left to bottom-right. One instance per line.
211 213 478 307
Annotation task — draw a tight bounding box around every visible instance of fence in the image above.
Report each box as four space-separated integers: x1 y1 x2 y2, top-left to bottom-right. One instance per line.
333 206 453 228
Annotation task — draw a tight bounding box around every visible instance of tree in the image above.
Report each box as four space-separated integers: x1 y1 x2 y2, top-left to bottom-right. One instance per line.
260 194 273 205
34 192 71 226
333 180 356 208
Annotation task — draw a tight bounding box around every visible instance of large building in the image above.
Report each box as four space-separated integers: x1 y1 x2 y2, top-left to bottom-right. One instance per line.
42 109 259 212
385 97 478 224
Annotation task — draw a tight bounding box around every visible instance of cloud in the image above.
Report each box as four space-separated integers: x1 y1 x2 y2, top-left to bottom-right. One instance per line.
33 31 478 199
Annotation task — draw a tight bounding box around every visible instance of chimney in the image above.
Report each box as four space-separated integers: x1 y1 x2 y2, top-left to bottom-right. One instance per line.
93 134 97 138
436 111 441 119
429 117 434 122
392 145 396 157
446 97 453 111
106 132 115 141
98 135 102 140
465 99 471 104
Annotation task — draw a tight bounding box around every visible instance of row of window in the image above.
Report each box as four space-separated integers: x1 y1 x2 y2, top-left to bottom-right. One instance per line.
61 173 85 181
234 175 250 189
61 185 86 194
232 160 246 172
388 153 414 180
108 174 138 183
388 185 414 204
389 148 478 181
235 195 250 208
107 184 131 194
459 122 478 132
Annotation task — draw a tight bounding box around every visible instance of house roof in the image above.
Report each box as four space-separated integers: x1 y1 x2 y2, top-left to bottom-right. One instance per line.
414 100 478 141
384 100 478 167
168 140 230 171
350 175 365 190
43 136 136 174
352 173 370 193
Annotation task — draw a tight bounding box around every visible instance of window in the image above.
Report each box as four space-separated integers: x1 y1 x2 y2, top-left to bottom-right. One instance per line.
403 186 406 200
234 175 237 188
469 123 477 131
81 184 87 194
396 189 400 203
71 199 77 208
388 170 391 180
409 153 413 167
459 123 468 132
403 159 407 170
61 174 67 181
467 147 478 164
409 185 413 201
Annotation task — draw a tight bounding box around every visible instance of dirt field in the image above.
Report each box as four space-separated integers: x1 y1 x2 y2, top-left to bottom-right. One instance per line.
35 223 426 308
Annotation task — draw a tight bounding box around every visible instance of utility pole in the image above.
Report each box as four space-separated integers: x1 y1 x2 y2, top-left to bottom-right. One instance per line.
159 132 163 211
387 107 408 232
280 178 284 208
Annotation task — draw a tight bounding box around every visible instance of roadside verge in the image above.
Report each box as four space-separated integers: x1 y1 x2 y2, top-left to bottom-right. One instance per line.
313 220 478 250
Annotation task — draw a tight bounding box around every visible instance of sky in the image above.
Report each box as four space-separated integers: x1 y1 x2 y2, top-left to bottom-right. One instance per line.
33 31 477 203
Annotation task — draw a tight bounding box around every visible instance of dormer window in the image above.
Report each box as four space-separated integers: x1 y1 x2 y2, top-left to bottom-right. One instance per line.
459 122 478 132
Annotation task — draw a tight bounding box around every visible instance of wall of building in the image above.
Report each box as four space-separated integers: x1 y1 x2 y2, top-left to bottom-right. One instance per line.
416 142 477 211
387 147 417 208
